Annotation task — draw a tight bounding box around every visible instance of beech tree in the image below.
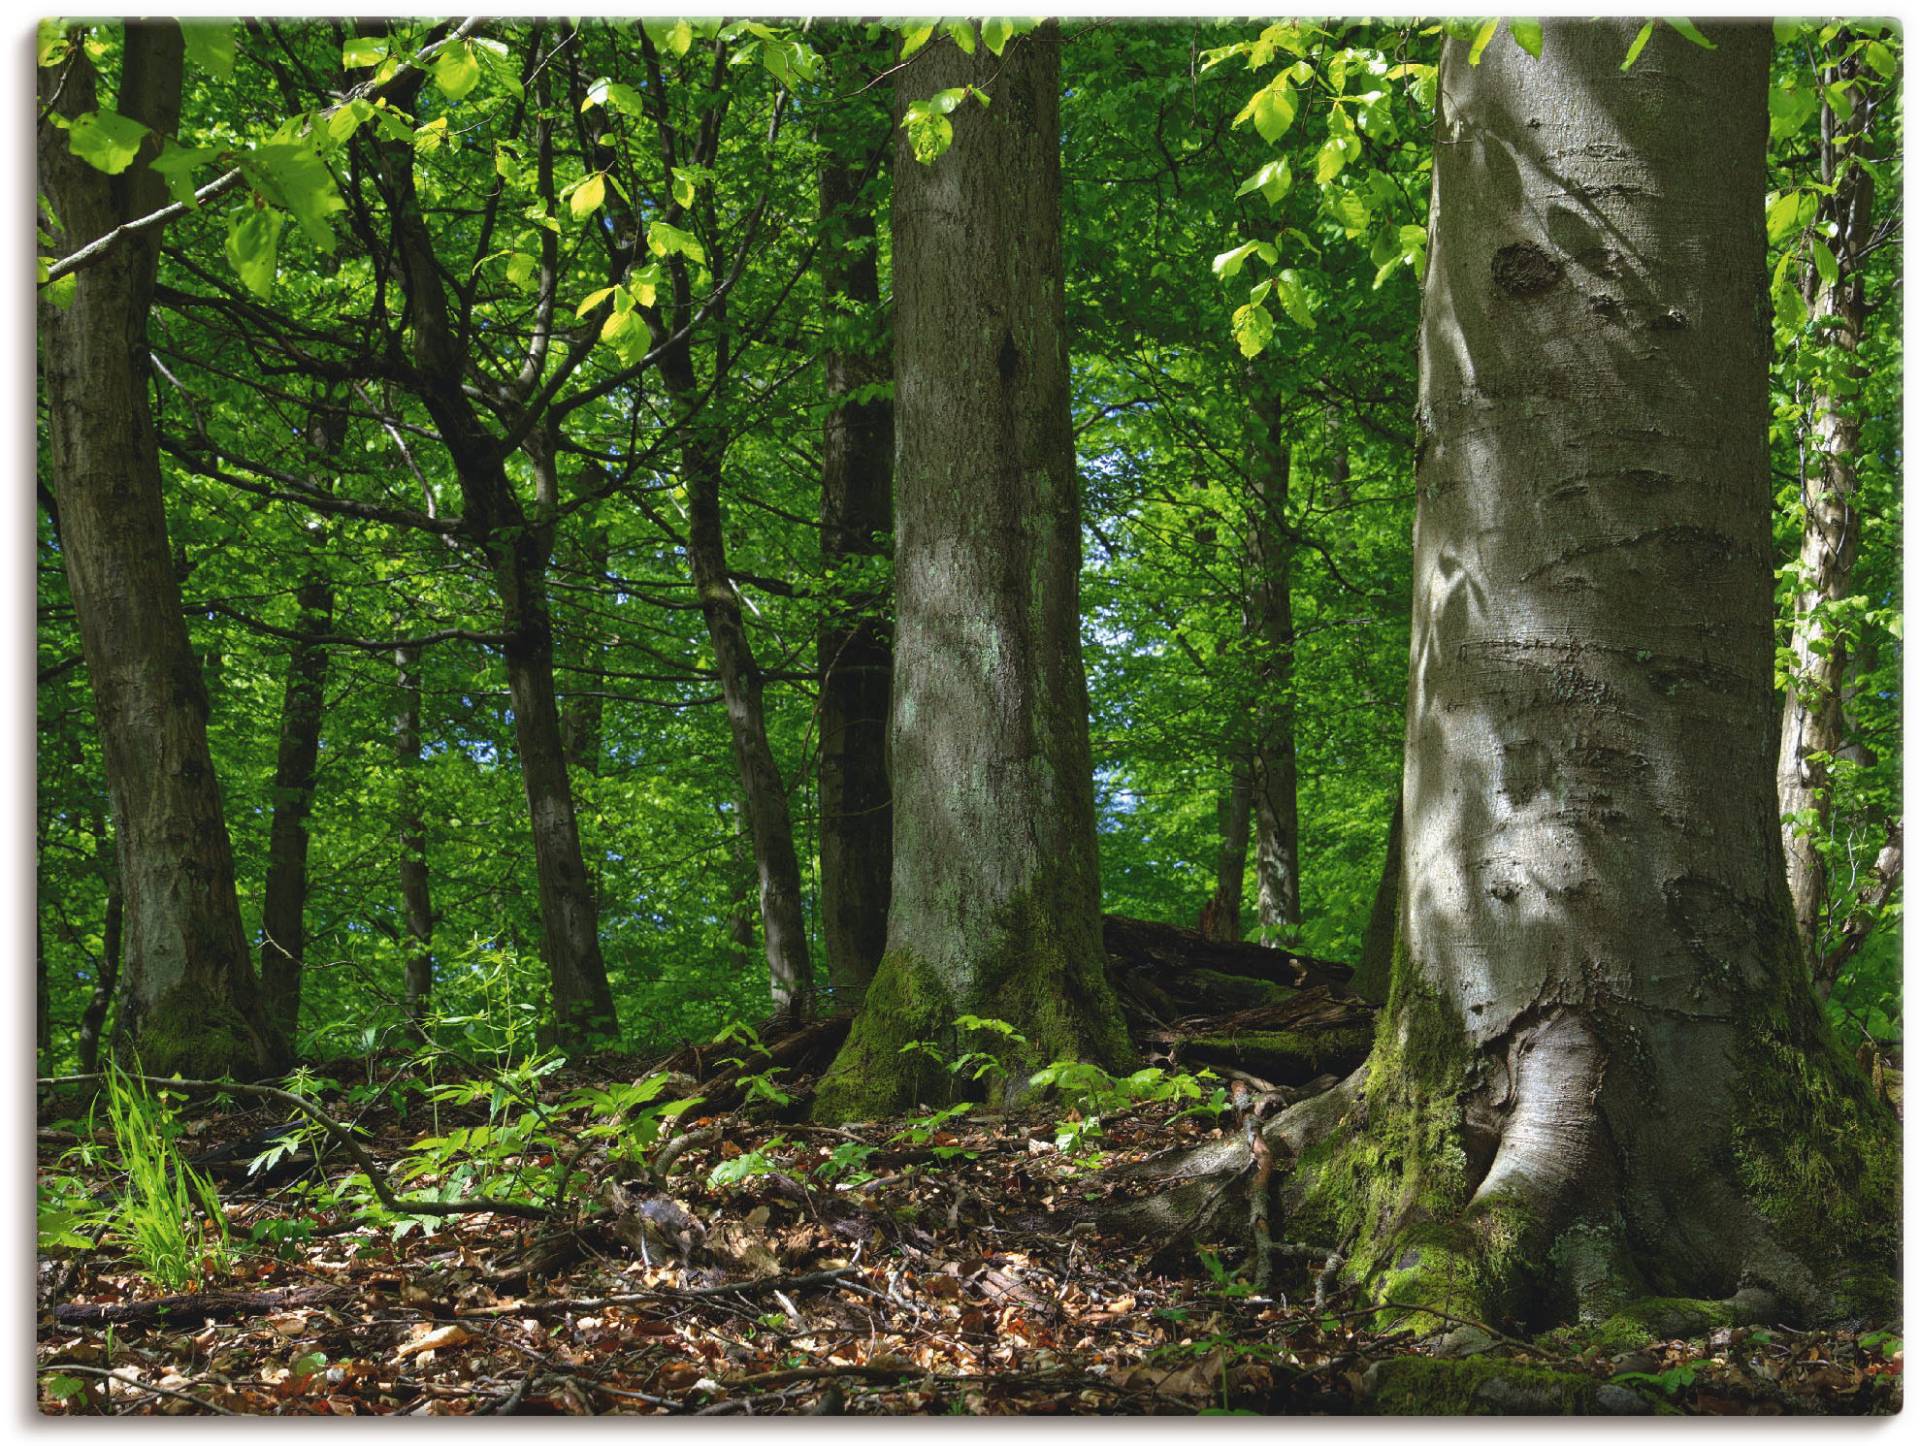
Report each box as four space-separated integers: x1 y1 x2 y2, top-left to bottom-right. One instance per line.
1297 19 1897 1327
38 21 284 1078
814 24 1132 1118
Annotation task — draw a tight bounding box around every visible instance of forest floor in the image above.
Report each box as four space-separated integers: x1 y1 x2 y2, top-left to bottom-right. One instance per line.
35 991 1904 1417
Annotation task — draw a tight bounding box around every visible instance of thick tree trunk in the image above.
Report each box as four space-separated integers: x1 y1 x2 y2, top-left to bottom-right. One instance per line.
560 522 609 776
1246 381 1301 942
814 26 1132 1120
661 338 817 1021
394 643 434 1019
258 433 338 1040
1776 57 1876 987
37 23 283 1078
1303 21 1896 1332
817 80 896 1009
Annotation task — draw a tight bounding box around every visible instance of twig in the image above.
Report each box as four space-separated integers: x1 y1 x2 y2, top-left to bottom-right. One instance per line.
37 1363 239 1415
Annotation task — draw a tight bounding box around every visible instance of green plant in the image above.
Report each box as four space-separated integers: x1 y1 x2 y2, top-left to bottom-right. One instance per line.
1197 1247 1258 1299
1029 1060 1216 1156
709 1137 789 1188
94 1062 232 1291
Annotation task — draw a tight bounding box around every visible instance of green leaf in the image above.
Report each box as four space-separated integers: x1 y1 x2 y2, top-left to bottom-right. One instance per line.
1772 18 1804 45
671 168 696 209
225 205 285 299
1865 40 1897 79
1272 268 1315 328
1665 18 1716 50
1621 20 1655 70
183 22 236 79
944 20 976 55
982 17 1015 56
150 141 218 207
45 1375 88 1401
341 35 387 69
570 171 607 219
1509 19 1543 59
903 106 955 164
1467 18 1500 66
900 23 935 59
504 252 537 290
37 19 73 68
1236 79 1298 145
647 220 706 264
433 41 481 101
575 285 618 316
1231 302 1274 358
1211 240 1272 280
247 143 345 252
68 110 150 176
1824 81 1854 124
1811 238 1839 290
1766 190 1808 245
1235 158 1292 206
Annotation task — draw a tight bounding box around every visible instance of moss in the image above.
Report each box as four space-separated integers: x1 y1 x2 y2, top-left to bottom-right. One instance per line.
1366 1356 1653 1415
812 864 1133 1123
1179 970 1295 1012
1730 952 1902 1315
1181 1025 1372 1083
124 982 280 1080
1588 1297 1734 1354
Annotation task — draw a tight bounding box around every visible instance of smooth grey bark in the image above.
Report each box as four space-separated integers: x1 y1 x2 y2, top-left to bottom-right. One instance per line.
1332 21 1895 1328
1246 381 1301 941
816 69 896 1009
814 26 1131 1120
1776 52 1880 987
37 22 283 1078
259 405 345 1041
394 643 434 1019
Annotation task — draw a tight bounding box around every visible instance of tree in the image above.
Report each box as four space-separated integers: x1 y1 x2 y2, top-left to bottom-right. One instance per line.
1773 33 1902 991
815 37 896 1007
38 20 285 1078
1300 19 1896 1328
814 26 1132 1119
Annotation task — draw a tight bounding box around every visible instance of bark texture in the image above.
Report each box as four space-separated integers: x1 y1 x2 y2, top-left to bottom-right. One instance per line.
1202 750 1253 943
814 26 1131 1120
816 68 896 1009
1775 51 1878 984
38 23 284 1078
1300 21 1896 1332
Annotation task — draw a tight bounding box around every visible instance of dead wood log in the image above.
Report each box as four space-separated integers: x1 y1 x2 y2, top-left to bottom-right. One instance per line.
52 1283 348 1326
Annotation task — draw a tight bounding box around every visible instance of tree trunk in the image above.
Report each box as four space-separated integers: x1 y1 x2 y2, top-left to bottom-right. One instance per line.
37 22 283 1078
1351 791 1402 1005
1776 52 1876 988
258 406 342 1041
394 643 434 1019
1304 20 1896 1332
814 25 1132 1120
673 413 817 1021
561 522 609 776
1246 381 1301 941
381 110 619 1049
816 72 896 1010
1202 749 1253 942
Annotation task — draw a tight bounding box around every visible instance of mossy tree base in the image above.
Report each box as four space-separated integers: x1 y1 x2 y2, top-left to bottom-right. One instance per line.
124 982 286 1081
1363 1357 1667 1415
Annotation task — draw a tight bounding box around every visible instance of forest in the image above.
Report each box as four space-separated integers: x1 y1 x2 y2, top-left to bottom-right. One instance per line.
34 14 1903 1417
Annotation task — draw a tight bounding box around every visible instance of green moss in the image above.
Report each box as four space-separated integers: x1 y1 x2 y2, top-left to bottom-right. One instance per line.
1730 957 1902 1315
1181 1024 1371 1082
1366 1356 1651 1415
812 865 1133 1123
1179 970 1295 1012
125 983 281 1080
1588 1297 1734 1354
